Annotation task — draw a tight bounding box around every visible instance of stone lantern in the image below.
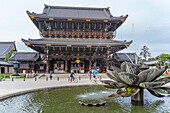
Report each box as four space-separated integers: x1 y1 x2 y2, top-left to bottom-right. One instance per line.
12 61 20 77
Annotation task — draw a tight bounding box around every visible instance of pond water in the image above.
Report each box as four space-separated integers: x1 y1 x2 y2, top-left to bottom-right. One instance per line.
0 86 170 113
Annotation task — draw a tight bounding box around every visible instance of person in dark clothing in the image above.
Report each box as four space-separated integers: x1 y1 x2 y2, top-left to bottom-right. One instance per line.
50 71 53 80
70 70 75 81
88 70 92 80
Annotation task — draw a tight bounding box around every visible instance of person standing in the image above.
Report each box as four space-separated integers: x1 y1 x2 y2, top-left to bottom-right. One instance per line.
50 71 53 80
165 69 168 75
76 68 79 73
88 70 92 80
93 70 98 82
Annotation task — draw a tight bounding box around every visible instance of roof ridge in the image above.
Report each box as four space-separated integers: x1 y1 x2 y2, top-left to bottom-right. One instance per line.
16 52 38 54
44 4 109 10
1 42 14 56
0 41 15 44
118 52 136 54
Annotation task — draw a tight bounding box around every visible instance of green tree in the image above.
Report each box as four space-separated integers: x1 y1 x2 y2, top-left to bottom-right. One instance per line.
156 54 170 66
4 50 13 61
139 46 151 61
148 57 156 61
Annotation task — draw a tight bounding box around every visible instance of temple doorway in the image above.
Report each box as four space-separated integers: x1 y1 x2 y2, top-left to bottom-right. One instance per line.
1 67 5 74
71 61 84 73
52 61 65 73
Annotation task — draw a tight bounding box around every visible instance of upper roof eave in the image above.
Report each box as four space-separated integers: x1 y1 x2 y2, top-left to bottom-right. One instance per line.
0 41 15 44
26 10 128 21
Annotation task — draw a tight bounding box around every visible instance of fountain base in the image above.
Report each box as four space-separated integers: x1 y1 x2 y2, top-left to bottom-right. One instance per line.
131 88 144 103
79 100 107 106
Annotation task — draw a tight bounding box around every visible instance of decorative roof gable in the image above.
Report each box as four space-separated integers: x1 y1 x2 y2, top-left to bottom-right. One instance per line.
0 42 16 59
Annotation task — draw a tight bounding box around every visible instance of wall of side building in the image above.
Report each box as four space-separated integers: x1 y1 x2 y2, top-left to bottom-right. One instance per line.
0 66 14 74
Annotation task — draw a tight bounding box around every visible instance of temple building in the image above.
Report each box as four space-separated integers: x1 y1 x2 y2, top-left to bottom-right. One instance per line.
9 52 41 73
22 5 132 73
0 42 16 61
0 42 16 74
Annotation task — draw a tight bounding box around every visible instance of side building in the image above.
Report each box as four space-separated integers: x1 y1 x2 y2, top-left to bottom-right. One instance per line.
9 52 41 73
22 5 132 73
0 42 16 74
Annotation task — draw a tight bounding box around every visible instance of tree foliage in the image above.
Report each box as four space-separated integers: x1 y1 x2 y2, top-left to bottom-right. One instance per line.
156 54 170 66
4 50 13 61
139 46 151 61
148 57 156 61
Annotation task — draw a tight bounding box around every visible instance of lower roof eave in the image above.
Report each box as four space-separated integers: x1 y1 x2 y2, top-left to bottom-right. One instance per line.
22 38 132 53
22 38 132 47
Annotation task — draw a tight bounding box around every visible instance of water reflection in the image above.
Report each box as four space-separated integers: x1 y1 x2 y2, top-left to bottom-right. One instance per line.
0 87 170 113
0 94 41 113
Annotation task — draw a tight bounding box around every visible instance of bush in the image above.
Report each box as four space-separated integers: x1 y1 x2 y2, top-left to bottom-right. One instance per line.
19 74 26 78
0 74 26 78
0 74 12 78
165 73 170 76
162 73 170 76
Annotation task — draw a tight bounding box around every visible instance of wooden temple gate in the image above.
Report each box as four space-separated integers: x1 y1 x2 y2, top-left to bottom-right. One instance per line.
46 52 109 73
22 5 132 73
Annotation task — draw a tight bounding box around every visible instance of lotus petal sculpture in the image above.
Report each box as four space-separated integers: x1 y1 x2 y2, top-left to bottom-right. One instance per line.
101 62 170 100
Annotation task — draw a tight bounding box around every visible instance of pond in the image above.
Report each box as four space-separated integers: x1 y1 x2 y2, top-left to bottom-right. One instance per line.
0 86 170 113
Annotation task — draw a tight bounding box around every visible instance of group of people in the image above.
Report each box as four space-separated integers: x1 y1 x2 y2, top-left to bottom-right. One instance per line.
69 69 98 82
88 69 98 82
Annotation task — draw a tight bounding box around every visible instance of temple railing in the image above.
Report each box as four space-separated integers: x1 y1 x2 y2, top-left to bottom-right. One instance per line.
41 30 115 39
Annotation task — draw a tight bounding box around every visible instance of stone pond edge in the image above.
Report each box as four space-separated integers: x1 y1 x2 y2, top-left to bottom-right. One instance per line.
0 84 104 101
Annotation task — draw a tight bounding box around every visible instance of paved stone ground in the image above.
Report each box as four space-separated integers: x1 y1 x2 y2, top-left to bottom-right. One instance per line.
0 74 169 100
0 74 108 100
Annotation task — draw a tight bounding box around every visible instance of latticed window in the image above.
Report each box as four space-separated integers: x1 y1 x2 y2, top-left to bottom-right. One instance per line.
20 63 29 69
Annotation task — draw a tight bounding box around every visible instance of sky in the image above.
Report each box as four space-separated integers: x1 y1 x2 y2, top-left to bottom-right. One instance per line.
0 0 170 58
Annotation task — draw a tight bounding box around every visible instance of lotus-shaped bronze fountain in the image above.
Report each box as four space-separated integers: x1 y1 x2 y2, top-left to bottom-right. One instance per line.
101 62 170 102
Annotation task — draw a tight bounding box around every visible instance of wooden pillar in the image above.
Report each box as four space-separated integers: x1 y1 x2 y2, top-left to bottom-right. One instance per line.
79 63 81 70
65 55 68 73
89 57 92 70
46 59 49 73
46 50 49 73
106 55 109 71
106 59 109 70
32 62 35 73
38 64 40 73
